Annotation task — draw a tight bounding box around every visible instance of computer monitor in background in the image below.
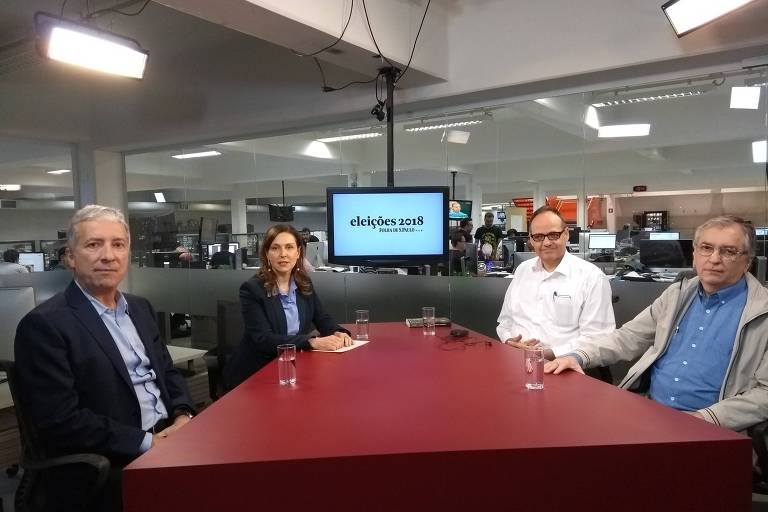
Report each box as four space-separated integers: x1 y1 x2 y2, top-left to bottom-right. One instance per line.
207 244 222 257
568 226 582 245
228 242 239 253
649 232 680 240
639 239 694 271
18 252 46 272
588 234 617 250
755 228 768 237
306 241 324 268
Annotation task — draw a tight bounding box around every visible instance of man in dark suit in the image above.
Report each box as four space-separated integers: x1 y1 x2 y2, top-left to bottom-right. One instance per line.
14 205 195 512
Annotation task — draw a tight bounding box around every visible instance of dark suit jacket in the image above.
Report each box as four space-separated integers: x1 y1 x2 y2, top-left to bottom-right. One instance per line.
13 281 194 462
224 276 347 389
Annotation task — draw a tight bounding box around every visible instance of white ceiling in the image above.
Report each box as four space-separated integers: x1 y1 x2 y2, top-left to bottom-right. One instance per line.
0 0 766 206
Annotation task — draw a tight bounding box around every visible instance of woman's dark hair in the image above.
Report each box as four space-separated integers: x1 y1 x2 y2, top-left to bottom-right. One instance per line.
257 224 313 296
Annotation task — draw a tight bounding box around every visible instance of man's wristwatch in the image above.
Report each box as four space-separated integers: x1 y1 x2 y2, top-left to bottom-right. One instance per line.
173 409 194 420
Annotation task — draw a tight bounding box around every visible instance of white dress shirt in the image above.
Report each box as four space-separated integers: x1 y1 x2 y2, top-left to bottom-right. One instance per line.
496 251 615 357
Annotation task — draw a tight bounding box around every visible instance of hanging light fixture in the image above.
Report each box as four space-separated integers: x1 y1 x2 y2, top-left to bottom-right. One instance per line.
34 11 148 79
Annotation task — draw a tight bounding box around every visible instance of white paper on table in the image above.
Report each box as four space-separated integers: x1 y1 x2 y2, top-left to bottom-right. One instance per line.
314 339 371 353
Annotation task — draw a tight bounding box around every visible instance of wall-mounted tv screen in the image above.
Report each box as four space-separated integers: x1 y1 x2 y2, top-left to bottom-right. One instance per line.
269 204 294 222
448 199 472 220
327 186 449 266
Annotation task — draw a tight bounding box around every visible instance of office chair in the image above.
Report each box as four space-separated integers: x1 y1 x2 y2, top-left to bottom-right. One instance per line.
750 421 768 494
205 300 245 400
0 360 109 512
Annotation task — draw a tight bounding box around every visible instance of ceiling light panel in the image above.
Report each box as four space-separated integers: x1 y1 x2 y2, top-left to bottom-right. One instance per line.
591 87 709 108
316 133 382 143
404 119 483 132
35 12 148 79
47 169 71 175
662 0 758 37
171 150 221 159
597 124 651 138
730 86 761 109
754 140 767 163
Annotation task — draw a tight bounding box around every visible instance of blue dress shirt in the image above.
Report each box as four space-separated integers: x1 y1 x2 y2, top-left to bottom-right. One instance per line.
649 278 748 411
76 282 168 452
278 278 300 336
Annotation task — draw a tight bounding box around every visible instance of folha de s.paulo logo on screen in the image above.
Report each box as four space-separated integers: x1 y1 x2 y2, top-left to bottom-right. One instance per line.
348 214 425 233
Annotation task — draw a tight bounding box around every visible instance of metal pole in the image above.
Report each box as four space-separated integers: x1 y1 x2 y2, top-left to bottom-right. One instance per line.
384 67 398 187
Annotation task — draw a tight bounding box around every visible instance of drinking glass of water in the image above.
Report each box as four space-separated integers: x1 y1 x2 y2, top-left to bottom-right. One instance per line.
355 309 369 340
524 344 546 390
277 344 296 385
422 307 436 336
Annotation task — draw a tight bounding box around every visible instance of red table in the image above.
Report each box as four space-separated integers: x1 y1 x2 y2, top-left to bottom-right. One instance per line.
124 322 751 511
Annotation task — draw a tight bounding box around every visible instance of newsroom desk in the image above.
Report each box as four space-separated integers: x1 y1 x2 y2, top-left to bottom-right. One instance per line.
124 323 750 511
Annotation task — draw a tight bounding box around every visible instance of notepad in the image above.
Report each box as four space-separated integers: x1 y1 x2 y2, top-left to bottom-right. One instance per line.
314 339 371 353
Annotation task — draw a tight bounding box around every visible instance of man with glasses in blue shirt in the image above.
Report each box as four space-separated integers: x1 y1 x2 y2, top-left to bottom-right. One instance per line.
546 216 768 433
497 206 615 360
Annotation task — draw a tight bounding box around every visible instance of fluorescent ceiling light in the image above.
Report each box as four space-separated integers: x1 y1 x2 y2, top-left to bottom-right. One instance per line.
662 0 758 37
754 140 767 163
35 12 148 79
303 141 333 159
404 119 483 132
47 169 71 175
154 192 166 203
730 86 761 109
584 106 600 129
598 124 651 138
316 133 382 143
442 130 471 144
171 150 221 160
591 86 709 108
0 184 21 191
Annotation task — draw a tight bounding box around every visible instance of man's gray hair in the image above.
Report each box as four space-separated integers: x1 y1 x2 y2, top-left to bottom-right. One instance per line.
693 215 755 258
67 205 130 249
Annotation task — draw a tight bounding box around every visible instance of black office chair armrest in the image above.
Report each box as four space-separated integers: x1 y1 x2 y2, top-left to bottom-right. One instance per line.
24 452 110 483
750 420 768 484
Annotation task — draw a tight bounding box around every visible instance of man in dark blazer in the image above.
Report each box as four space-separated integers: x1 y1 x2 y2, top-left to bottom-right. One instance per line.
14 205 195 512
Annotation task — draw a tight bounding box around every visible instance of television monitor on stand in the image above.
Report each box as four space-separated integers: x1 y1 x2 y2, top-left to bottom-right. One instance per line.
327 186 449 267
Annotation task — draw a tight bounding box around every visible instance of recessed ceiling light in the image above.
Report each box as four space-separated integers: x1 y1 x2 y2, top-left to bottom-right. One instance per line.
598 124 651 138
753 140 767 163
154 192 166 203
47 169 71 175
442 130 471 144
730 86 761 109
303 141 333 159
316 133 382 143
0 184 21 191
171 150 221 159
584 106 600 129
